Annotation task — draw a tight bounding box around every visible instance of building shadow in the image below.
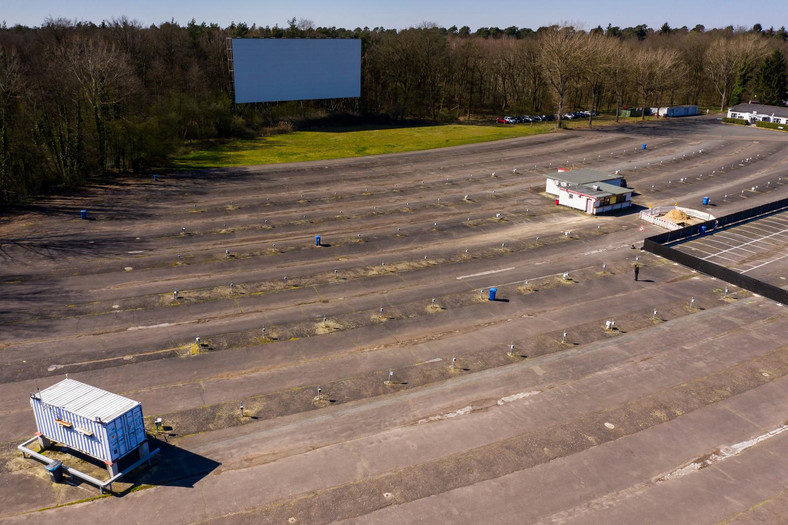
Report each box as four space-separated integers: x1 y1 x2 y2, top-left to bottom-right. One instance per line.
117 436 221 494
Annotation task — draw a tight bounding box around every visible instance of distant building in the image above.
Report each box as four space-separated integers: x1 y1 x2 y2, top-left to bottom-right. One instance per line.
545 169 633 215
651 105 698 117
727 103 788 124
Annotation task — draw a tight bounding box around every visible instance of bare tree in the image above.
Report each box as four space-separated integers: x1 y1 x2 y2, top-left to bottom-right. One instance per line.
539 26 589 128
447 37 484 120
676 32 710 105
609 43 633 122
515 39 545 113
0 44 21 201
705 34 767 111
581 34 616 126
632 47 682 120
66 35 136 173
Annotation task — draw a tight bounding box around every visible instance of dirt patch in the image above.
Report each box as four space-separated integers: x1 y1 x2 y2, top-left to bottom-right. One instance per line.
315 319 343 334
664 209 690 222
425 303 444 313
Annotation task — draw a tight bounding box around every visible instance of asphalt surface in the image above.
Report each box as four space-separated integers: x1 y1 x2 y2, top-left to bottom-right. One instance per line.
0 116 786 524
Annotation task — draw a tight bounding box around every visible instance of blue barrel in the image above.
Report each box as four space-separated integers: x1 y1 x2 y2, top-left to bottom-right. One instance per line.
488 288 497 301
315 235 321 246
642 143 647 150
700 225 707 234
702 197 710 205
80 210 87 220
153 174 159 181
46 460 63 482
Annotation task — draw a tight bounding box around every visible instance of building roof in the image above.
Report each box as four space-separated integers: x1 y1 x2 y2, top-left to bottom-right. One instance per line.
728 103 788 118
547 168 622 185
567 181 632 198
33 379 139 423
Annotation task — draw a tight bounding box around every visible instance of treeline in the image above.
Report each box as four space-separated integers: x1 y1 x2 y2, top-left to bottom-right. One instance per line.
1 17 787 203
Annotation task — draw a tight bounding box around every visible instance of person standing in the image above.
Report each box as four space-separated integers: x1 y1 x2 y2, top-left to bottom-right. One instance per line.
634 263 640 281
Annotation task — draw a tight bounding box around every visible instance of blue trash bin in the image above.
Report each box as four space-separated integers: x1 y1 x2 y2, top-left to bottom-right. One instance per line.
45 460 63 482
488 288 497 301
642 143 647 150
80 210 87 220
700 225 707 234
702 196 710 205
315 235 321 246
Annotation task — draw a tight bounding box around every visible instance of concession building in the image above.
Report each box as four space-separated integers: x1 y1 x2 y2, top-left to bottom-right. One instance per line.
545 169 634 215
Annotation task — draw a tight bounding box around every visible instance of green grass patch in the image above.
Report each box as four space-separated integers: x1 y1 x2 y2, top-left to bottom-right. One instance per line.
172 115 660 169
172 123 555 169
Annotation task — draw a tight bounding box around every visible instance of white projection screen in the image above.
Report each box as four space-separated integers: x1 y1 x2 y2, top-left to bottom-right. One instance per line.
231 39 361 104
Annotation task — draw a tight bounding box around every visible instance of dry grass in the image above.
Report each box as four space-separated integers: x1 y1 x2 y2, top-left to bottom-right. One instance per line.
315 320 343 334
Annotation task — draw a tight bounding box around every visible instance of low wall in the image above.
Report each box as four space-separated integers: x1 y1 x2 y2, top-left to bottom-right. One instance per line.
640 210 681 230
643 198 788 305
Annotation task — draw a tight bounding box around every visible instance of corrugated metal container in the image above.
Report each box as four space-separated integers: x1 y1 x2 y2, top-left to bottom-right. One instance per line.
30 379 146 463
666 105 698 117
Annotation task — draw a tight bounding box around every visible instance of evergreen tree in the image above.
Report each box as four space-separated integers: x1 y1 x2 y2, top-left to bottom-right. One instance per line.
730 57 755 105
754 50 787 105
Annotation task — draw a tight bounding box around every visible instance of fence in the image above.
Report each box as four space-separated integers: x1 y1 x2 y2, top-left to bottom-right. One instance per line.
639 210 681 230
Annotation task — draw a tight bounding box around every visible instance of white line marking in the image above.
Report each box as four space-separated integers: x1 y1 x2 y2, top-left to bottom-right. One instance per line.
741 252 788 273
657 424 788 483
418 358 443 365
127 322 172 331
456 267 515 280
497 391 540 405
702 228 788 261
417 406 473 424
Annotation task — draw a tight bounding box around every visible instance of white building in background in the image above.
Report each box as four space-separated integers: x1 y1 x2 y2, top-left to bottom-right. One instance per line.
651 105 698 117
727 103 788 124
545 169 633 215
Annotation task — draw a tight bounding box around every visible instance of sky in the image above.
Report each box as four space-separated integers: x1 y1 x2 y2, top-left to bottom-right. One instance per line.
4 0 788 32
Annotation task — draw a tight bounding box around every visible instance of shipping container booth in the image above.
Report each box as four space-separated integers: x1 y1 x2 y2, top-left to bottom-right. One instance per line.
30 379 149 476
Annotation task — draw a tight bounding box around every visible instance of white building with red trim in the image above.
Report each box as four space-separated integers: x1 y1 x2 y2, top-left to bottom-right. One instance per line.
545 169 633 215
